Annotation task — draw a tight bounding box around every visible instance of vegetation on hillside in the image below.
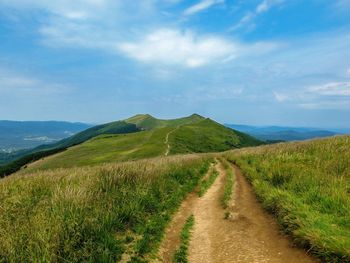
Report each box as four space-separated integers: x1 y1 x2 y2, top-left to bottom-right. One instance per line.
173 215 195 263
125 113 204 130
0 155 211 262
0 121 139 175
225 135 350 262
26 127 174 170
170 118 263 154
220 158 235 209
198 166 219 197
25 115 262 171
0 147 67 178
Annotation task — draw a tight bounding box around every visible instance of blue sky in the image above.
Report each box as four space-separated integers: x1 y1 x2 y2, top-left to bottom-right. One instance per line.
0 0 350 128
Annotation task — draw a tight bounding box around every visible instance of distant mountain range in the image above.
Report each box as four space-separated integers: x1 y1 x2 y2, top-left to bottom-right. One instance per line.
0 120 92 152
225 124 349 142
23 114 262 170
0 114 263 174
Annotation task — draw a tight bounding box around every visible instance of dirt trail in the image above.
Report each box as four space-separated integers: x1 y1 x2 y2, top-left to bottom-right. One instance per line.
164 127 178 156
157 162 317 263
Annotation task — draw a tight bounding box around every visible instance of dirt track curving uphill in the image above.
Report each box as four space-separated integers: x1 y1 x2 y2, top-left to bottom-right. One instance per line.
164 127 178 156
157 162 317 263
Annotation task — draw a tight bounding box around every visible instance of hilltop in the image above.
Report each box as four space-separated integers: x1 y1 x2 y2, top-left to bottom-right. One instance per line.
21 114 262 171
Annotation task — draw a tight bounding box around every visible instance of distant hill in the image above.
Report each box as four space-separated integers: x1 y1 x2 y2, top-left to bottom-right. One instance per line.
0 121 93 165
0 120 92 151
125 113 204 130
225 124 343 141
20 114 263 171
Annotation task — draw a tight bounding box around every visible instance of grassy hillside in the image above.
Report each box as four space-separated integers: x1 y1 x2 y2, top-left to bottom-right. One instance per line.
26 116 263 171
0 121 140 177
125 113 204 130
170 118 262 154
224 135 350 262
28 127 173 170
0 155 211 262
36 120 139 151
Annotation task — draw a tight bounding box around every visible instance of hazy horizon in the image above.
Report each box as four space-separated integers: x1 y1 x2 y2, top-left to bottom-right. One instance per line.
1 113 350 131
1 1 350 128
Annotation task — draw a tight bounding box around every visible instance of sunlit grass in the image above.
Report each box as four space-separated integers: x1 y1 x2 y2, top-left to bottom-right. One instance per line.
0 155 211 262
220 158 235 209
198 167 219 197
173 215 195 263
224 135 350 262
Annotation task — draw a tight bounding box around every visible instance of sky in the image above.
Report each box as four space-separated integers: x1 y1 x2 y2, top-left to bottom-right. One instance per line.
0 0 350 128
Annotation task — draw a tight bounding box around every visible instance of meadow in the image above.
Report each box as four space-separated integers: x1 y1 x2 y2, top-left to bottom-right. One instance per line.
225 135 350 262
0 155 211 262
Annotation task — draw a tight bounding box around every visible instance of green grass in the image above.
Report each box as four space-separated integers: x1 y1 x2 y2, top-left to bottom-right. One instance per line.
220 158 235 209
173 215 195 263
169 118 263 155
27 117 262 171
224 135 350 262
125 113 204 130
27 128 173 170
0 155 211 262
198 166 219 197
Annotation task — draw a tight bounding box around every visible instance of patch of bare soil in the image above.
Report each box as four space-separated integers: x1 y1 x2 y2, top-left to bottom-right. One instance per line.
157 162 317 263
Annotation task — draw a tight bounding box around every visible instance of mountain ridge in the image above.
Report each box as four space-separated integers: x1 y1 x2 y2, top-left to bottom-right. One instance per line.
7 114 262 172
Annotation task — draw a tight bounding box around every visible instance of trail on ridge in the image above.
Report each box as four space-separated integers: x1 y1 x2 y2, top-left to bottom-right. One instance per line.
157 162 317 263
164 127 179 156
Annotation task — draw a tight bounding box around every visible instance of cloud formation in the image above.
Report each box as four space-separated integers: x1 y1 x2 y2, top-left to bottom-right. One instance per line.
309 82 350 96
118 29 235 67
230 0 284 31
183 0 224 16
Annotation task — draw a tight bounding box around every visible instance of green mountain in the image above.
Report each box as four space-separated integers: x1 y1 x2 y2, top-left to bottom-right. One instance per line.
125 113 204 130
25 114 262 170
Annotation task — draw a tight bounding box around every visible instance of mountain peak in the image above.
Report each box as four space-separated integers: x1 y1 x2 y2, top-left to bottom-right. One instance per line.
125 114 154 122
189 113 205 119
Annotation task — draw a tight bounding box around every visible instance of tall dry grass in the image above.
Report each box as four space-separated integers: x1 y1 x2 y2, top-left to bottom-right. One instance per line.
0 154 211 262
225 135 350 262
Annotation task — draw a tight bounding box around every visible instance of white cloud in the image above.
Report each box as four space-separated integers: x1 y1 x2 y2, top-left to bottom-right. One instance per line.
308 82 350 96
0 0 279 68
0 68 70 95
299 100 350 110
256 0 284 14
273 91 288 102
230 0 284 31
183 0 224 16
0 0 109 19
272 81 350 110
118 29 236 67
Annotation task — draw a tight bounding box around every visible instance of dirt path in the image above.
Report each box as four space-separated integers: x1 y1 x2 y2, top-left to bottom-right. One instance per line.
157 162 317 263
164 127 178 156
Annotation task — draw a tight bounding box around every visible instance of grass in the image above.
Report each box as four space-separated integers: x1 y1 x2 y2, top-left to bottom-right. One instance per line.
0 155 211 262
173 215 195 263
198 166 219 197
125 113 204 130
169 118 263 155
220 158 235 209
27 128 173 170
26 117 262 171
224 135 350 262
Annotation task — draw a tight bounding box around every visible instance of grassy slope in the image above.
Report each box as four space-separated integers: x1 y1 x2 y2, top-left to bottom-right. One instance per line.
170 118 263 154
27 117 263 171
28 127 173 170
0 121 139 171
0 155 211 262
225 135 350 262
125 113 204 130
